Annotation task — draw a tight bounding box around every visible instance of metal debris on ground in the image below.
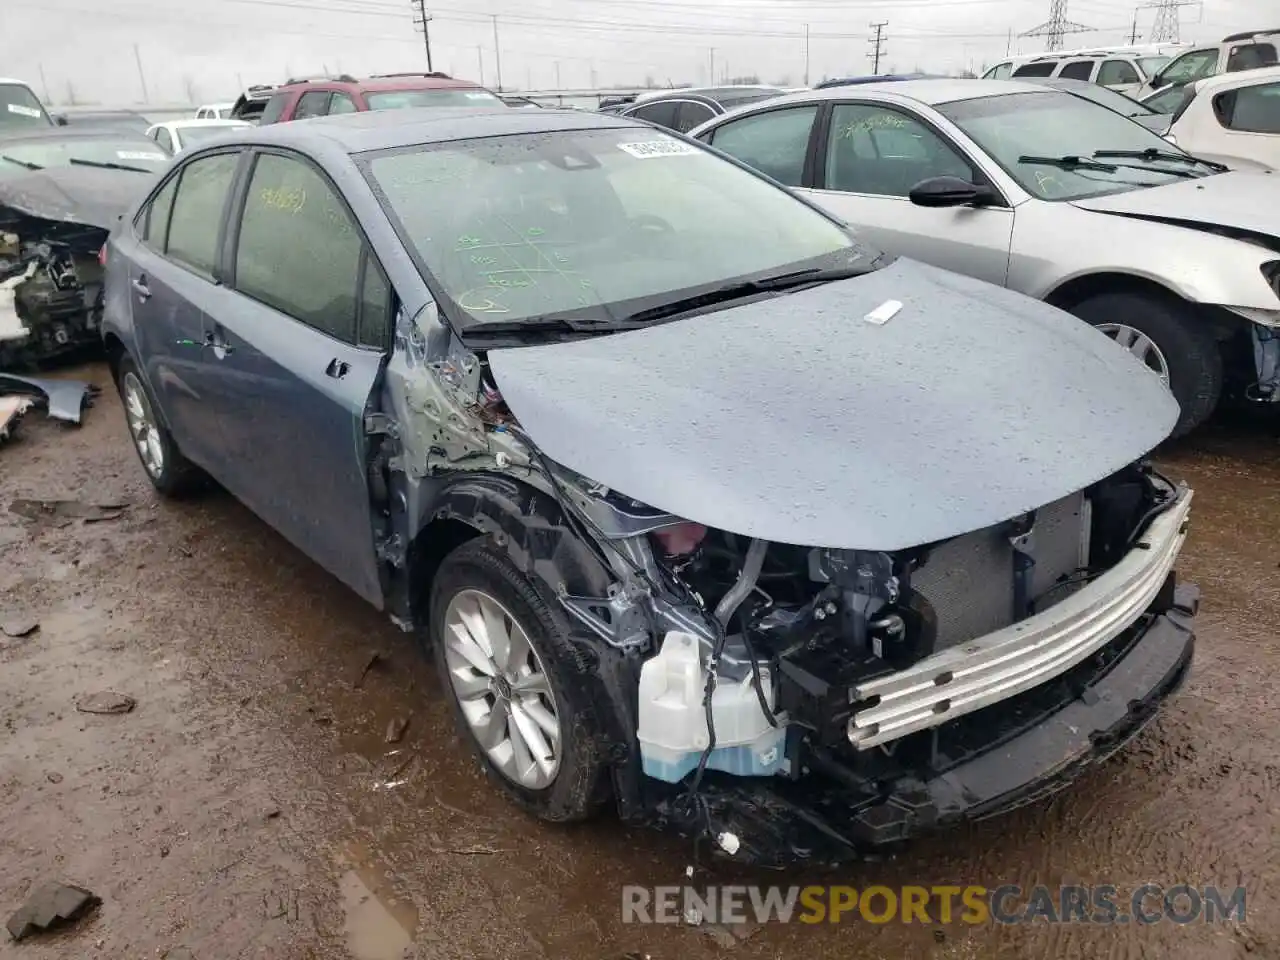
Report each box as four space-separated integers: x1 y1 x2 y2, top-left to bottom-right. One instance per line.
9 498 128 525
1 617 39 638
354 649 385 688
385 715 410 743
75 692 136 715
6 881 100 941
0 373 98 424
0 395 34 442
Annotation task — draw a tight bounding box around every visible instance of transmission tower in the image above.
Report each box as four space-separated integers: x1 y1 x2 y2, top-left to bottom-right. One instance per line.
869 21 888 73
1143 0 1198 42
1020 0 1092 52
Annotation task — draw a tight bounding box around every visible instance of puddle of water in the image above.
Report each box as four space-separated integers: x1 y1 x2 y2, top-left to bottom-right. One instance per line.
337 845 418 960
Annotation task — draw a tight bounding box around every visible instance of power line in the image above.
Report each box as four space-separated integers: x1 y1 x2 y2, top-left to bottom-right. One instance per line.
1143 0 1198 42
1020 0 1093 51
869 21 888 73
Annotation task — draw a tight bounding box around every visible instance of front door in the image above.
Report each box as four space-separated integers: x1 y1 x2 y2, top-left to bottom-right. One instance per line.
122 152 241 470
206 149 389 606
799 101 1014 287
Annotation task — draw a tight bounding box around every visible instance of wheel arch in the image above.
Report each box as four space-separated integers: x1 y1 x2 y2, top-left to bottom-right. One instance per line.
1044 271 1243 341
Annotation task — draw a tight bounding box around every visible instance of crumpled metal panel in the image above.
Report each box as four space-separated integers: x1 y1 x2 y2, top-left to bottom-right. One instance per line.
0 373 96 423
488 258 1178 550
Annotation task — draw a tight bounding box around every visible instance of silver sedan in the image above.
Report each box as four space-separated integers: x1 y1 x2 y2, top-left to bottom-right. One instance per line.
690 78 1280 436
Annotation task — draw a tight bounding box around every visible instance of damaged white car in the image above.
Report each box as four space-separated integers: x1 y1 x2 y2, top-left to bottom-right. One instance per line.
101 108 1198 864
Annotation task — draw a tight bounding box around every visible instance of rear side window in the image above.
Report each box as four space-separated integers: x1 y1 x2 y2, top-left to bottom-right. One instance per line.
628 100 679 129
330 93 358 115
1013 62 1058 78
140 175 178 250
1098 60 1140 85
707 105 818 187
674 101 716 132
166 152 239 277
258 92 290 125
234 153 364 343
1227 43 1277 72
1057 60 1095 81
1214 82 1280 134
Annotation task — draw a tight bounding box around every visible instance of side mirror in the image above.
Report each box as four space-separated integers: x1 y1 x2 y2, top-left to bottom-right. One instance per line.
908 176 999 208
53 113 68 126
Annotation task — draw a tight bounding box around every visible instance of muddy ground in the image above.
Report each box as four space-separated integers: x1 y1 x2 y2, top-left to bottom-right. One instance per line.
1 362 1278 960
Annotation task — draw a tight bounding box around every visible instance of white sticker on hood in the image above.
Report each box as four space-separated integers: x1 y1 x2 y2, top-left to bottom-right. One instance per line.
117 150 166 161
617 139 699 159
864 300 902 325
6 104 43 118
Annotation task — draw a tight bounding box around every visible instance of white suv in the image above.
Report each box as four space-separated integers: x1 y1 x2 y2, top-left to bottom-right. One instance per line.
1137 29 1280 98
987 52 1164 96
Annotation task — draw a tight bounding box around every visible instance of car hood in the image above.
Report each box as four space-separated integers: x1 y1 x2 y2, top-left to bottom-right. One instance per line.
1070 170 1280 240
1131 114 1171 134
0 166 155 230
487 258 1178 551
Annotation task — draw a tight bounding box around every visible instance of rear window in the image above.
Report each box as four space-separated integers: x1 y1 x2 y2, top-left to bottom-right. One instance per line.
0 83 52 129
365 88 503 110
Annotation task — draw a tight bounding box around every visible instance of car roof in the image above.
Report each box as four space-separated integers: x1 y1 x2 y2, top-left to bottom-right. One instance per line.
276 74 484 93
0 77 36 86
745 77 1051 107
157 118 252 129
634 85 780 103
1195 63 1280 91
216 106 645 154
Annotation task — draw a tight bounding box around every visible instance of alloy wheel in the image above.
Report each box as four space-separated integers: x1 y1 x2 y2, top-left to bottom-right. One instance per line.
1095 322 1172 387
442 588 562 790
122 372 165 479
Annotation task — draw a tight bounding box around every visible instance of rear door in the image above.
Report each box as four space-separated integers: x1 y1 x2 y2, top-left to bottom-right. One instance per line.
1202 79 1280 169
209 148 389 605
802 100 1014 286
1097 58 1143 95
120 150 242 469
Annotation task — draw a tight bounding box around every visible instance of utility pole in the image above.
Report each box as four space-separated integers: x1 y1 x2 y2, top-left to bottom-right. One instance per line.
868 21 888 74
708 47 715 86
804 24 811 86
1006 28 1013 55
410 0 433 72
1142 0 1196 42
476 45 484 85
1129 9 1142 43
492 15 503 91
37 64 51 103
1021 0 1092 51
555 61 562 89
132 43 150 105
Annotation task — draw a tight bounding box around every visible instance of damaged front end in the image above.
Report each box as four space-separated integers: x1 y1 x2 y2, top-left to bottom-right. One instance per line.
0 211 106 369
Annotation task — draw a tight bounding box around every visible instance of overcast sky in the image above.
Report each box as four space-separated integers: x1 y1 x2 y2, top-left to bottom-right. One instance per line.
0 0 1272 105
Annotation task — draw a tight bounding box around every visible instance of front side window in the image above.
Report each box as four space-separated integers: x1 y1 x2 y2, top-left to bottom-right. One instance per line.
234 153 364 342
988 63 1013 80
0 83 51 129
1098 60 1141 86
824 103 972 196
1214 82 1280 134
330 93 358 115
706 106 817 187
674 101 716 133
155 128 174 153
362 128 862 328
1057 60 1096 81
167 152 240 276
258 93 290 125
940 90 1207 201
1137 56 1170 77
365 88 503 110
1158 48 1219 86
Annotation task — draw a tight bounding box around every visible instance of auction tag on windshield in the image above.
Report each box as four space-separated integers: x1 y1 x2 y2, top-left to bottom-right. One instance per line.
617 139 699 159
117 150 166 161
464 91 495 100
6 104 43 118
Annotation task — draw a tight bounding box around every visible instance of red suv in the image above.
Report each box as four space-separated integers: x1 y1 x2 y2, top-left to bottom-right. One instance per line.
258 72 505 124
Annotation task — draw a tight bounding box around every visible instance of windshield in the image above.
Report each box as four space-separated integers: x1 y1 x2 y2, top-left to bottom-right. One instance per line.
362 127 863 327
1137 56 1171 75
179 124 249 147
365 88 504 110
939 90 1206 200
1069 83 1156 116
0 136 168 178
1143 84 1195 113
0 83 52 130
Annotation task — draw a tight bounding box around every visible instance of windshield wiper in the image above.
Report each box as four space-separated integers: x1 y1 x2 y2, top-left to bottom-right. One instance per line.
1018 154 1120 173
1093 148 1228 173
462 316 649 339
0 154 41 170
68 157 150 173
624 265 868 324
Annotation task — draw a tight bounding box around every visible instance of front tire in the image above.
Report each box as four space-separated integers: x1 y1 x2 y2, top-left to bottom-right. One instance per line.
1069 292 1222 438
115 355 202 497
429 538 610 822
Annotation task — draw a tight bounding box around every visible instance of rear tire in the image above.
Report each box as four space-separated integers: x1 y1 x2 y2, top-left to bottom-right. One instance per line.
429 538 610 822
115 355 203 497
1069 291 1222 438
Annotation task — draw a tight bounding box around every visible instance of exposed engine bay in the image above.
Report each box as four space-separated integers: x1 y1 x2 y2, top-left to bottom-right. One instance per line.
0 208 106 369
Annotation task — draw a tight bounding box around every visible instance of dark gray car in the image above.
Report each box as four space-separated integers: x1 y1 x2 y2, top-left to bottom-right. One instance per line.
100 107 1198 864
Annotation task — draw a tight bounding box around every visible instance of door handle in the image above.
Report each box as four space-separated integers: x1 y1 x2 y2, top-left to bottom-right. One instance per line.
203 327 234 358
131 276 151 300
325 358 350 380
